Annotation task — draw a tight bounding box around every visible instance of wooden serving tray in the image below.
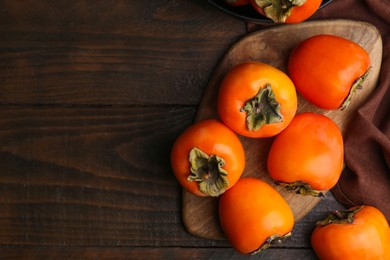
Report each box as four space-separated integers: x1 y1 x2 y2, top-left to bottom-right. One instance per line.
182 19 383 240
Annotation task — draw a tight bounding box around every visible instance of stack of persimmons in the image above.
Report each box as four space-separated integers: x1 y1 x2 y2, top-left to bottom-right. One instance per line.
171 1 390 258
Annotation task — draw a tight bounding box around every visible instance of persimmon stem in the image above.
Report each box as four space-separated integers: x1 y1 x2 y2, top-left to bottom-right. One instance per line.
240 84 283 131
254 0 306 22
187 147 229 197
316 206 364 226
251 232 292 255
341 68 370 110
275 181 325 197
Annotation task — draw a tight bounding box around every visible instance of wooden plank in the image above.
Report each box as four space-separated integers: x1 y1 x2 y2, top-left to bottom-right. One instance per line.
0 1 246 106
0 106 207 247
0 106 344 249
0 247 318 259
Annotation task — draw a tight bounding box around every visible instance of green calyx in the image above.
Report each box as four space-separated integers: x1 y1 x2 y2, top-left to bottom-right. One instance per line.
341 68 370 110
188 147 229 197
275 181 325 197
316 206 364 226
251 232 292 255
254 0 306 22
240 84 283 131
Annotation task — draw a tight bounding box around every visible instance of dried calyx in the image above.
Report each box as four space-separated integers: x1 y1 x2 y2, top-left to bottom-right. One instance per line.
276 181 325 197
188 147 229 197
254 0 306 22
317 206 364 226
341 68 370 110
251 232 292 255
240 84 283 131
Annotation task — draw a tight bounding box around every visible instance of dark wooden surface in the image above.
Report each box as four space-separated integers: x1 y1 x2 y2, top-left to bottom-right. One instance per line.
0 1 347 259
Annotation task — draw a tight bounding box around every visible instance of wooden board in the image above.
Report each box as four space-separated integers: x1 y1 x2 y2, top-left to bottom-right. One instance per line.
182 19 383 240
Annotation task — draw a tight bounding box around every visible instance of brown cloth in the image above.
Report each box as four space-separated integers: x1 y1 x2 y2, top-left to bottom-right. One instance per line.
310 0 390 220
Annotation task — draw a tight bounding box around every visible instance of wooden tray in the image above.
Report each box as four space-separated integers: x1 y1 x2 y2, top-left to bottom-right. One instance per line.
182 19 383 240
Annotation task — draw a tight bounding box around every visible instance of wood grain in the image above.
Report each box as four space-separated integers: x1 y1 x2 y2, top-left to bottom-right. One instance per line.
0 106 204 247
183 19 383 240
0 0 246 106
0 105 345 248
0 0 382 258
0 247 317 259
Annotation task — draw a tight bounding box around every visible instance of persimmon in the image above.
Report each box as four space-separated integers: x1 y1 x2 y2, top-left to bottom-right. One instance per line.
219 177 294 254
250 0 322 23
217 61 297 138
312 205 390 259
288 34 370 110
267 112 344 196
170 119 245 197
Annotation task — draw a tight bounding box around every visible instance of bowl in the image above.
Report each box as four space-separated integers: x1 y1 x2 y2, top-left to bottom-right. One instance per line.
208 0 333 24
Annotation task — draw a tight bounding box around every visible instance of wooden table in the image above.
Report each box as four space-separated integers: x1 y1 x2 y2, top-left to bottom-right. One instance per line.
0 1 347 259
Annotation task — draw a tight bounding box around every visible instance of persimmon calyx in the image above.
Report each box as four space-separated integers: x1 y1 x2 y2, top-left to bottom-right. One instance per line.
251 232 292 255
240 84 283 131
188 147 229 197
254 0 306 22
341 68 370 110
316 206 364 226
275 181 325 197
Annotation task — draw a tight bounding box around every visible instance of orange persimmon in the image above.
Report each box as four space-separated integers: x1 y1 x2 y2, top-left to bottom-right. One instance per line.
170 119 245 197
312 205 390 259
250 0 322 23
219 177 294 254
267 112 344 196
217 61 297 138
288 34 370 110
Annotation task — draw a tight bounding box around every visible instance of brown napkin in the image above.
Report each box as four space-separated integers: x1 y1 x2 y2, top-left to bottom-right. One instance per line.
310 0 390 221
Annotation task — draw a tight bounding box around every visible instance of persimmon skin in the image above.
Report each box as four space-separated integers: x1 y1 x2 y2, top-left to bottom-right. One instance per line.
219 177 294 254
267 112 344 191
170 119 245 197
285 0 322 23
288 34 370 110
217 61 297 138
311 206 390 260
250 0 322 23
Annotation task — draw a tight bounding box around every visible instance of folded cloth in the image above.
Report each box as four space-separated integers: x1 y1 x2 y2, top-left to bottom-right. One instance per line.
331 56 390 221
311 0 390 221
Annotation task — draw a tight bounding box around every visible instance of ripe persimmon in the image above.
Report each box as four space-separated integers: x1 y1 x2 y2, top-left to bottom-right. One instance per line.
217 61 297 138
312 205 390 259
267 112 344 196
250 0 322 23
171 119 245 197
219 177 294 254
288 34 370 110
